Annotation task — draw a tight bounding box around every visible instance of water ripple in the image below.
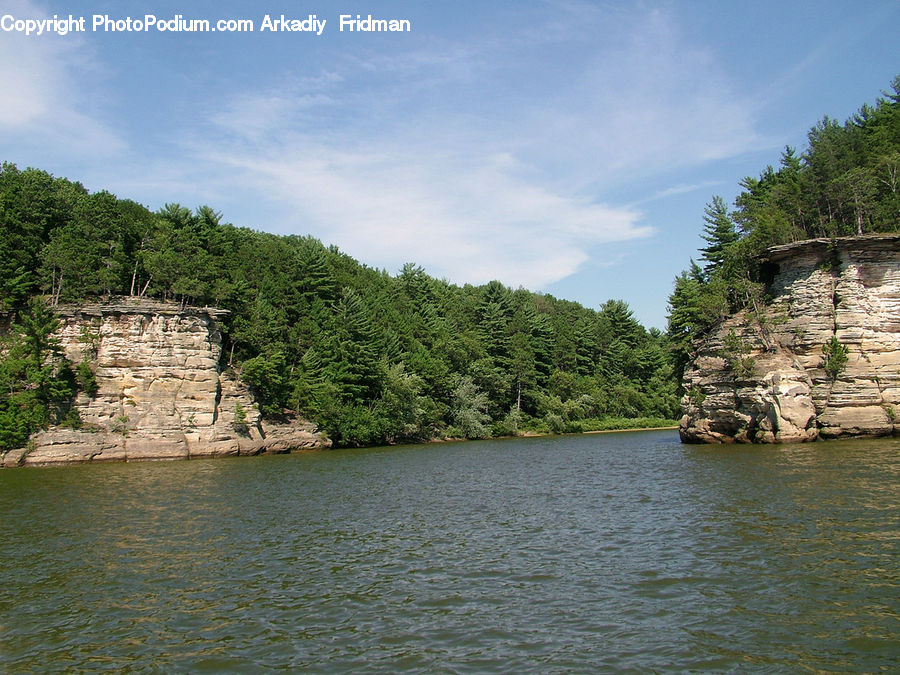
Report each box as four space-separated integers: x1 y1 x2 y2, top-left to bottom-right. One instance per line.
1 431 898 672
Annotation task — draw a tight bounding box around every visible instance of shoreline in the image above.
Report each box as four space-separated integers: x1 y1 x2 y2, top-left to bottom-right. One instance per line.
430 423 680 444
2 424 682 468
583 425 679 434
516 425 679 438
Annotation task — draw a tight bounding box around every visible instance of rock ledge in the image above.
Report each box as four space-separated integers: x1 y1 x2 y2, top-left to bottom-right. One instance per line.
2 301 330 466
680 234 900 443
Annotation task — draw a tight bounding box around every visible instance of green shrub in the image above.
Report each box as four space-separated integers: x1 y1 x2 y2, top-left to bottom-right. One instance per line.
823 337 849 379
544 412 565 434
111 415 129 435
60 407 82 429
493 408 524 437
721 329 756 378
232 403 249 435
688 387 706 407
76 359 98 397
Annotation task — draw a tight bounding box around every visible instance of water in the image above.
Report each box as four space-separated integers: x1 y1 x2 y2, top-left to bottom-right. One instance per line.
1 430 898 672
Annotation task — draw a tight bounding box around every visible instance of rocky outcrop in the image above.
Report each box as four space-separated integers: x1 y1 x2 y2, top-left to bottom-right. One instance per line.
680 234 900 443
2 301 329 466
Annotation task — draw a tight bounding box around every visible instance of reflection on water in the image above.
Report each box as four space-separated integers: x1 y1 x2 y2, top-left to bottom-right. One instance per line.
1 432 898 671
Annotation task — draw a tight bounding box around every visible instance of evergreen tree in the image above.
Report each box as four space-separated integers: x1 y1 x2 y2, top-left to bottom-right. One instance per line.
0 299 79 451
699 196 739 274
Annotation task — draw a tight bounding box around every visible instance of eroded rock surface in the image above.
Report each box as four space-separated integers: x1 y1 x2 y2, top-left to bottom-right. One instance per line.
680 234 900 444
2 301 329 466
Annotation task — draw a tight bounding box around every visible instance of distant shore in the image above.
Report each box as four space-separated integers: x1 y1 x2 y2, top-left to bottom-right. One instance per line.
435 422 680 444
583 425 679 434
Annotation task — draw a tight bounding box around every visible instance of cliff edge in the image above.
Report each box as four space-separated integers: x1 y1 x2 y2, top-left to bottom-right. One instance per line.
2 301 330 466
680 234 900 443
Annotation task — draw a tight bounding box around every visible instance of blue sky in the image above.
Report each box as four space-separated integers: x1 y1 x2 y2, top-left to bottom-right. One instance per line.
2 0 899 328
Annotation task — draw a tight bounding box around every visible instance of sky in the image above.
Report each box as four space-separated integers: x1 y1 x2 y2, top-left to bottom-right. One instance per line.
1 0 899 328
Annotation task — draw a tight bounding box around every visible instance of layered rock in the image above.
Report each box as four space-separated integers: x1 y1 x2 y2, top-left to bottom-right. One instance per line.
680 234 900 443
2 301 329 466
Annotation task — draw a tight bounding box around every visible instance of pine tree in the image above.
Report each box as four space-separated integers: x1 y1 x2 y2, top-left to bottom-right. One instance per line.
699 196 739 274
0 299 78 451
322 288 381 404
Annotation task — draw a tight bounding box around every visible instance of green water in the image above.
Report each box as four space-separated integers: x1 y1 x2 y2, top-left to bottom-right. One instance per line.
1 430 898 672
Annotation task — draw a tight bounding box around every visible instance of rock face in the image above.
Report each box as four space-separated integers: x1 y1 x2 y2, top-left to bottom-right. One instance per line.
680 234 900 444
2 301 329 466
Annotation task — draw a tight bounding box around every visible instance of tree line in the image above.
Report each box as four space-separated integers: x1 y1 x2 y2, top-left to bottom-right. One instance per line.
10 76 893 452
0 163 679 450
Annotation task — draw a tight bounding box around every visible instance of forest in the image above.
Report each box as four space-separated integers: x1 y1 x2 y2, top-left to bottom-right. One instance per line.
1 75 898 452
0 165 679 451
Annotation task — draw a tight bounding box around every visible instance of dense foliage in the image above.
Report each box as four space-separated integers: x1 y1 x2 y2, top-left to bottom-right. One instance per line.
0 162 679 450
668 76 900 382
0 298 90 451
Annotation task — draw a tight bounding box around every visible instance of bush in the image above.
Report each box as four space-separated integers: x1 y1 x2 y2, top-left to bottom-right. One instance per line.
232 403 249 435
688 387 706 407
544 412 565 434
451 377 491 439
76 359 98 397
493 408 524 437
240 351 289 416
60 407 82 429
823 336 849 379
721 329 756 378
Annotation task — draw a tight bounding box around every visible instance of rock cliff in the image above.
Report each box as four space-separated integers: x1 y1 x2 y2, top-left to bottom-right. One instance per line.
2 301 329 466
680 234 900 443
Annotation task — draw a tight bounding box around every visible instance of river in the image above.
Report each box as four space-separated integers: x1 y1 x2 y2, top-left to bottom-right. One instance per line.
1 430 898 672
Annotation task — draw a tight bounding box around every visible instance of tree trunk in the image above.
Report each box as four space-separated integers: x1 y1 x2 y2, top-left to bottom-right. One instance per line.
53 272 63 306
130 261 139 296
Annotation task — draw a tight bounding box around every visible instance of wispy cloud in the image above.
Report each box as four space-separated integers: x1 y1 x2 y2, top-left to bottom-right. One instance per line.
210 91 335 143
77 2 765 290
201 138 648 288
642 181 727 203
174 4 761 288
0 0 125 157
758 1 900 114
514 6 763 192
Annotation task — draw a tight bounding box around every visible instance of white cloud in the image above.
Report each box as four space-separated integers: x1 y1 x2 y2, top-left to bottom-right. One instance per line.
643 181 726 203
90 2 763 291
510 6 764 192
203 137 648 289
182 5 759 289
0 0 124 156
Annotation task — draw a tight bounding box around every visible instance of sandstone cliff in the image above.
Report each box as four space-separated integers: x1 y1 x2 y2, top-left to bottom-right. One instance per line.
680 234 900 443
2 301 329 466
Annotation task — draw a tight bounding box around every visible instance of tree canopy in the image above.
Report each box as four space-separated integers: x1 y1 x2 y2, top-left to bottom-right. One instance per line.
0 162 679 450
668 75 900 384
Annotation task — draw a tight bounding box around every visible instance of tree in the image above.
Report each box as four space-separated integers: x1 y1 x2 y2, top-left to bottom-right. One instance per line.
833 166 877 235
572 317 597 376
823 336 849 379
699 196 739 274
321 288 381 405
0 164 86 308
240 351 289 416
450 376 491 439
374 363 431 443
667 262 706 384
477 281 512 368
294 238 337 305
0 299 78 452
